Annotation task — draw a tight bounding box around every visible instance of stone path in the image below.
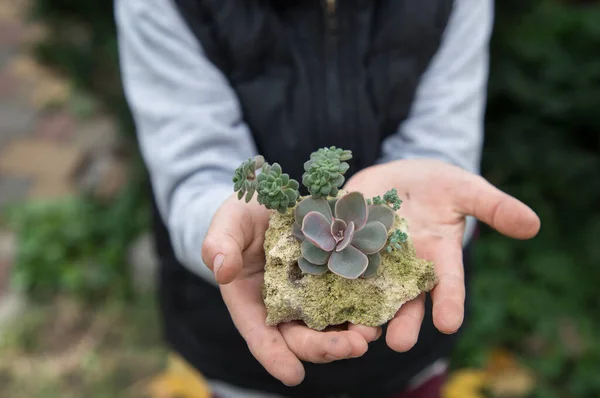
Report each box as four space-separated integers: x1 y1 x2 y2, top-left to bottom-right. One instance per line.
0 0 29 310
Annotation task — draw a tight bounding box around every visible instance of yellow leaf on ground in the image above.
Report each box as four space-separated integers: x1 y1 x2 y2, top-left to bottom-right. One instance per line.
487 368 536 398
485 348 519 374
485 348 536 398
444 349 537 398
442 369 487 398
148 353 212 398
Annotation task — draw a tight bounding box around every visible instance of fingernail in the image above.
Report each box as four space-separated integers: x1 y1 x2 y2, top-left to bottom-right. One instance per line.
213 254 225 278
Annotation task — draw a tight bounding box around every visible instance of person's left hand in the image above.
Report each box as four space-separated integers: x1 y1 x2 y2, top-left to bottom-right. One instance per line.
343 159 541 352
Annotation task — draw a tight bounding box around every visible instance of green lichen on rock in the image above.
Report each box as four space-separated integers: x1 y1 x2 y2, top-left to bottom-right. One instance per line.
262 194 437 330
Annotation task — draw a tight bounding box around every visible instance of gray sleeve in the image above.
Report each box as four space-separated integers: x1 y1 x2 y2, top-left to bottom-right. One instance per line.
115 0 258 283
378 0 493 246
379 0 493 175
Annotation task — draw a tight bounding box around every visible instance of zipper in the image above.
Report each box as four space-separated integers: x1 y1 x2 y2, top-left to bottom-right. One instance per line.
322 0 343 145
326 0 338 33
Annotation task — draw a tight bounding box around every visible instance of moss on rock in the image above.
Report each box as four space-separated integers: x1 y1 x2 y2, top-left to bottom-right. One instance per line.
262 199 437 331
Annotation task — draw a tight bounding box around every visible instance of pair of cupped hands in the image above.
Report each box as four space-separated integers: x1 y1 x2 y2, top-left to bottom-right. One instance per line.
201 159 541 386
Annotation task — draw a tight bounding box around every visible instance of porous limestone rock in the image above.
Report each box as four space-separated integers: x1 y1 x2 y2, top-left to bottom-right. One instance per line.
262 206 437 330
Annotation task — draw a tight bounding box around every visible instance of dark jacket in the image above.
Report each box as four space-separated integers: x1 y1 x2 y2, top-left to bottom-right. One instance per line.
152 1 471 397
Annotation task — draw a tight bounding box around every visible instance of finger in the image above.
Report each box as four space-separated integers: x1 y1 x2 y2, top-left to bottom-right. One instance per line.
279 322 369 363
347 323 382 342
454 174 541 240
221 279 305 386
426 238 465 334
201 196 267 284
386 293 425 352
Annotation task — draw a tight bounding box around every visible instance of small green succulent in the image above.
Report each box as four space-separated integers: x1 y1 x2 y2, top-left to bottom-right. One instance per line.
233 156 300 213
386 229 408 253
302 146 352 199
233 155 265 202
367 188 403 211
256 163 300 214
292 192 396 279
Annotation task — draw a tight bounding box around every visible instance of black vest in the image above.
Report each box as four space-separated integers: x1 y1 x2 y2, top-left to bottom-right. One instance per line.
152 1 468 397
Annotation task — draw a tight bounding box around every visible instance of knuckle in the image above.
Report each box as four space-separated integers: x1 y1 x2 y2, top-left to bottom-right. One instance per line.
245 324 263 349
404 310 423 323
303 335 327 362
329 335 352 358
438 272 465 289
299 334 316 358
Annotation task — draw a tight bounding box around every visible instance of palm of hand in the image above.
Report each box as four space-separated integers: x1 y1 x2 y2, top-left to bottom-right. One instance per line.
344 159 540 349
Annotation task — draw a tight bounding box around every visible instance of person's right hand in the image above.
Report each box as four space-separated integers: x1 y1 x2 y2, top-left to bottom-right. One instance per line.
201 194 381 386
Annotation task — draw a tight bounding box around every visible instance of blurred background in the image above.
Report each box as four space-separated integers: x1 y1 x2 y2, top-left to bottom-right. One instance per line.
0 0 598 397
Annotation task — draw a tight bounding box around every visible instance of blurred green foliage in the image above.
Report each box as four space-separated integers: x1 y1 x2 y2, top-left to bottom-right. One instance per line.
29 0 135 136
19 0 600 396
453 1 600 397
3 0 148 303
5 176 149 302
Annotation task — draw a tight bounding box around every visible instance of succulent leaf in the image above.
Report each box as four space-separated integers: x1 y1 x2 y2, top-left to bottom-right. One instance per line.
330 218 347 241
308 147 352 163
351 221 388 254
336 221 355 252
270 163 282 174
245 184 255 203
335 192 368 230
292 222 305 242
284 188 298 202
361 253 381 279
367 204 395 231
328 245 369 279
328 198 338 214
301 211 336 251
333 175 345 187
298 257 328 275
295 197 333 225
320 183 332 195
301 240 332 265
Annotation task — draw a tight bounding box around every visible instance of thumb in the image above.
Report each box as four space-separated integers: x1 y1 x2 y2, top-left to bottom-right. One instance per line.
455 174 541 240
201 195 265 284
